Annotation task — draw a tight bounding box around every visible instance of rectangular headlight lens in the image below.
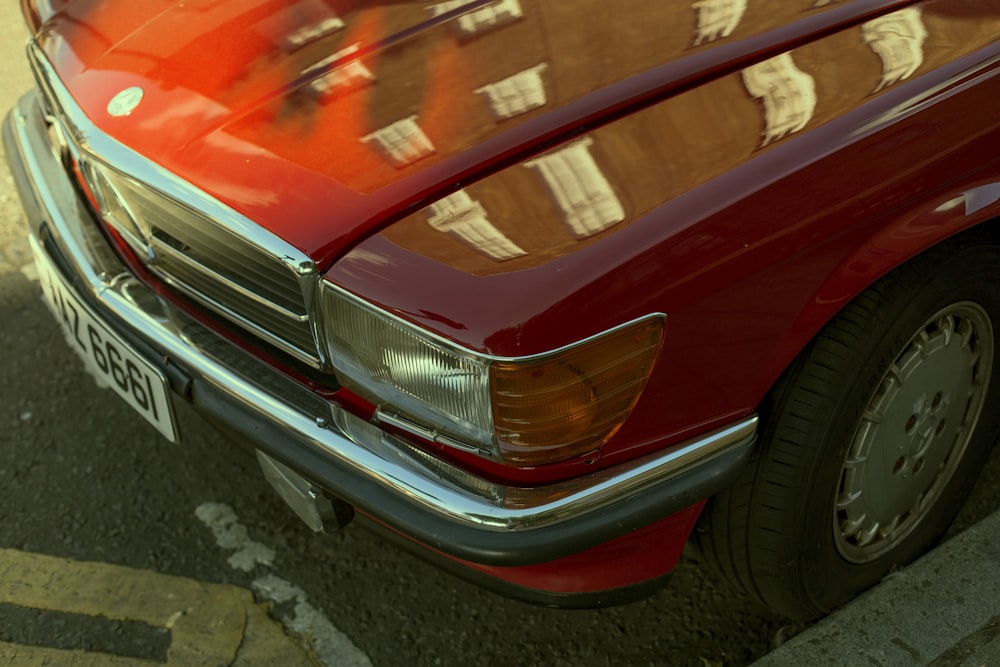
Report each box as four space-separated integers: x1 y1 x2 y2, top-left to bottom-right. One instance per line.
322 286 495 450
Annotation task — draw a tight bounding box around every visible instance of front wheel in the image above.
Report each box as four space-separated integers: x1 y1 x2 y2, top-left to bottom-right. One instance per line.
696 233 1000 620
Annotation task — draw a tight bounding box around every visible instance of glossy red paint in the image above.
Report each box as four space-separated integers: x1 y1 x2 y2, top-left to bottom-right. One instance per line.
328 2 1000 476
33 0 913 264
28 0 1000 484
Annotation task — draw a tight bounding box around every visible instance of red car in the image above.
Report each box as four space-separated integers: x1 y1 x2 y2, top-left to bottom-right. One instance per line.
6 0 1000 619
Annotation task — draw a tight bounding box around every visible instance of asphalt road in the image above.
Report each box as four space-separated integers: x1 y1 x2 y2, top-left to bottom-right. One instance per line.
2 3 1000 666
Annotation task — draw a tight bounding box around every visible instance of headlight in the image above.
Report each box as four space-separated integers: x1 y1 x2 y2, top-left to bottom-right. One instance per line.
322 284 664 467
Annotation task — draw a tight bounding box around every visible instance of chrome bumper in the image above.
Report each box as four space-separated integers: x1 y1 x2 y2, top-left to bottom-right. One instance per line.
4 88 757 565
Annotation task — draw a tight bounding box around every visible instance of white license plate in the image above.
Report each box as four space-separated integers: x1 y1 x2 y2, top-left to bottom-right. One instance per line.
31 238 178 441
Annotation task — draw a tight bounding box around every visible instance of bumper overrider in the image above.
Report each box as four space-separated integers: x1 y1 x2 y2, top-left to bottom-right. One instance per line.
4 75 757 604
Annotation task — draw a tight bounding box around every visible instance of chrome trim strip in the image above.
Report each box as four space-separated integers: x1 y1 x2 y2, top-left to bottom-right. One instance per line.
375 409 489 456
9 88 757 534
380 416 757 529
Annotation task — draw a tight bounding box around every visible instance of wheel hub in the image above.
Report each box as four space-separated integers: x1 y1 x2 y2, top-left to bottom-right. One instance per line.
834 302 993 563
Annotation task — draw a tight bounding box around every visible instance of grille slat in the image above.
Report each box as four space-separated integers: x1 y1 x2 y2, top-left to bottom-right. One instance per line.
149 239 309 322
158 258 317 354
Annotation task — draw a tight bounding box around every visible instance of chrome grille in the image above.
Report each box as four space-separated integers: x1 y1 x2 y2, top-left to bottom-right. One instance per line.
30 41 323 366
83 161 320 364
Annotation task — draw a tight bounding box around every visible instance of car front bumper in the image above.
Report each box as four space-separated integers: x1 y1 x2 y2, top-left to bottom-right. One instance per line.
4 86 757 599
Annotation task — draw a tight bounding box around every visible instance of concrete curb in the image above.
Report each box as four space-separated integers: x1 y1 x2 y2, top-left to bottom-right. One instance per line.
752 509 1000 666
0 548 318 666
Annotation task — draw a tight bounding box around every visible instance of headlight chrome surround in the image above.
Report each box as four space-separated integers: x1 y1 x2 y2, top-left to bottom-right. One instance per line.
321 284 665 467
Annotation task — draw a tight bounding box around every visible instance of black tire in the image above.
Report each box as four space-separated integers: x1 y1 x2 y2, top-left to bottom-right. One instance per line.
696 231 1000 620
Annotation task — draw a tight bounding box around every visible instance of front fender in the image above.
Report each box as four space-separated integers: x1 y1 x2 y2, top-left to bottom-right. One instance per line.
765 171 1000 398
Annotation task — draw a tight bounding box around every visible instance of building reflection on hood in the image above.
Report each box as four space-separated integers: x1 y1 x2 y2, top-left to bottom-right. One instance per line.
371 1 996 274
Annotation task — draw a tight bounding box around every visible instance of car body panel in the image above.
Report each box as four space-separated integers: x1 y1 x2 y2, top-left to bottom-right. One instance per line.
326 3 1000 468
31 0 917 263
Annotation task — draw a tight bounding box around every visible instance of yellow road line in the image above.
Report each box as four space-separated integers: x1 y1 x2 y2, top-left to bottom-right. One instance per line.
0 548 317 666
0 642 158 666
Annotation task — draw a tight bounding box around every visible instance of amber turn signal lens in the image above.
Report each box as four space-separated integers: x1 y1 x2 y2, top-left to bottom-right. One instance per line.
490 317 664 466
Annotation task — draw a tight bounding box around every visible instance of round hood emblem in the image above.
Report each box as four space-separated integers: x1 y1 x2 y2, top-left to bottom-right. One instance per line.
107 87 144 117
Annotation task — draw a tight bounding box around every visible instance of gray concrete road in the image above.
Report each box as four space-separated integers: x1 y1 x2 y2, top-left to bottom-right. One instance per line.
0 3 35 273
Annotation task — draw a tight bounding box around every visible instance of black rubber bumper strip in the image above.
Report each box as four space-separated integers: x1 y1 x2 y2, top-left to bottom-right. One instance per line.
190 374 753 567
358 514 675 609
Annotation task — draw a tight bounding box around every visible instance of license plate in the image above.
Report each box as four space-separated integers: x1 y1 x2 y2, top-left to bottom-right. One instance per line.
30 238 178 442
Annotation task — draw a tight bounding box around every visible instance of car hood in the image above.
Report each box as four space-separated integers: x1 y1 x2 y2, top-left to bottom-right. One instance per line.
32 0 910 267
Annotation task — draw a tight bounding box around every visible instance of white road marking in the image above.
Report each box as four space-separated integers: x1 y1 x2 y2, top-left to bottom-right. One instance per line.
194 503 275 572
254 574 371 667
195 502 372 667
